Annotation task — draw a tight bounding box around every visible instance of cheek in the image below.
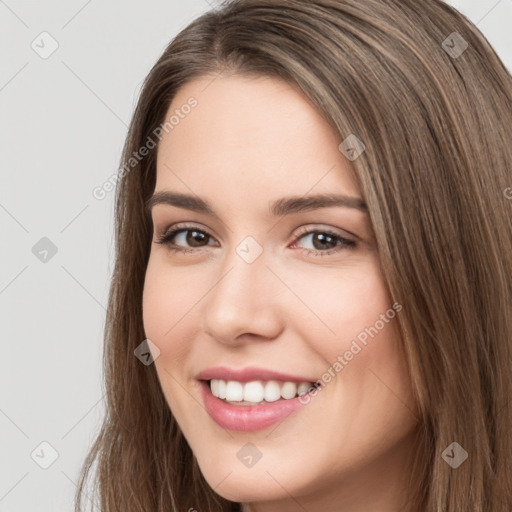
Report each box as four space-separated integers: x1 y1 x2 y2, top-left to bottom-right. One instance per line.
141 258 195 363
285 259 396 361
288 259 410 414
141 261 165 344
141 260 199 415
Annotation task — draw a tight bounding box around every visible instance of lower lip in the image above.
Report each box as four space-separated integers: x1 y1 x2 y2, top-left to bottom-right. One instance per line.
200 380 310 432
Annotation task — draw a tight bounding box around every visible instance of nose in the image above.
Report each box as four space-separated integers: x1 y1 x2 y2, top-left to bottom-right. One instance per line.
202 248 283 346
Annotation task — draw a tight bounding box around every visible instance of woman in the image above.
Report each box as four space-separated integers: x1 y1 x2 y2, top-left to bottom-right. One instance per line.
75 0 512 510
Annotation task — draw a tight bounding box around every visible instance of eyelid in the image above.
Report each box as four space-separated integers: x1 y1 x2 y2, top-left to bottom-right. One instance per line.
155 222 354 244
155 222 357 256
156 221 218 241
292 223 356 241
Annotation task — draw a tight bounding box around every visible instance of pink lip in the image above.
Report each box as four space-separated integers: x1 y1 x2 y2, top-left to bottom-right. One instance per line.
195 365 316 383
199 380 313 432
196 366 319 431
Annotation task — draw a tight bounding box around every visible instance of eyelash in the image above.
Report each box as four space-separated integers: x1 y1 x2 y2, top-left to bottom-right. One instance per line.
154 223 356 257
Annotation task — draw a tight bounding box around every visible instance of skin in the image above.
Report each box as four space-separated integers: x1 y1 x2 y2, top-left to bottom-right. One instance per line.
142 73 419 511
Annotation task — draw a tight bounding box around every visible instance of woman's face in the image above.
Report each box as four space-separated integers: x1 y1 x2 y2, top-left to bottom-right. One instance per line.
143 74 418 509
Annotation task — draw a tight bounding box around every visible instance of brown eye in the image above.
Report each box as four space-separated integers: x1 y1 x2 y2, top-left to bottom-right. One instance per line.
294 230 356 254
183 230 209 247
291 228 356 258
155 227 217 252
310 232 338 250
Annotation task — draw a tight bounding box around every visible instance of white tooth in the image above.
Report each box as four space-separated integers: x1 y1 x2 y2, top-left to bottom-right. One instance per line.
225 380 243 401
213 379 314 403
218 379 227 399
243 381 264 402
210 379 219 397
297 382 312 396
264 380 282 402
281 381 297 400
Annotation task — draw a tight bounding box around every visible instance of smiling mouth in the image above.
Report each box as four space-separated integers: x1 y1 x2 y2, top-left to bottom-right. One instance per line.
206 378 317 405
199 377 321 431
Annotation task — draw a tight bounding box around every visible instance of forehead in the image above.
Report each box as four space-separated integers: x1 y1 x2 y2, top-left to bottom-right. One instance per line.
155 74 361 202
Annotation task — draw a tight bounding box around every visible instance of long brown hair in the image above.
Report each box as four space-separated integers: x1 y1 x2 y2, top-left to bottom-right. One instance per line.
75 1 512 510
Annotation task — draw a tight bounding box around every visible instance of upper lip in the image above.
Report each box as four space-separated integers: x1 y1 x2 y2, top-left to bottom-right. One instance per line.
196 366 316 383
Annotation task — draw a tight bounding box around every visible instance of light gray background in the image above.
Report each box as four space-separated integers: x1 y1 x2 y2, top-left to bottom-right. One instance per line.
1 1 511 511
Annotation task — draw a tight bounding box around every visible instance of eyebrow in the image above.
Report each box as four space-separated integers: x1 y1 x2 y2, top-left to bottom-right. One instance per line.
145 191 367 217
